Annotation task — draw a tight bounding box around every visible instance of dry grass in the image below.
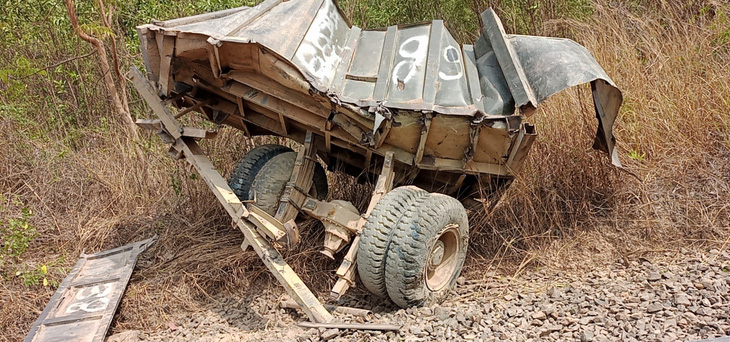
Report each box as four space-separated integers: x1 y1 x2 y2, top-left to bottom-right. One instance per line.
466 0 730 273
1 0 729 340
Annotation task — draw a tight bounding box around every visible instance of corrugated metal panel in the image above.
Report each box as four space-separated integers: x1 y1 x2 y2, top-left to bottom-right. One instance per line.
141 0 623 166
24 237 157 342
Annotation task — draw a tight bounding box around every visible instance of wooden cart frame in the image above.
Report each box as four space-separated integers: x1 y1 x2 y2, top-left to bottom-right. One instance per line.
133 67 398 323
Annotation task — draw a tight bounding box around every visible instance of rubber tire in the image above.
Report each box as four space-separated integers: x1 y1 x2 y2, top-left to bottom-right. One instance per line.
250 152 328 215
357 186 429 298
228 144 292 201
385 193 469 308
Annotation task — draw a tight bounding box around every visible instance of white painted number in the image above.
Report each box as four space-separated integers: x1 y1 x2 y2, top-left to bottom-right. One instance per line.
391 35 429 86
295 0 346 83
65 284 113 314
439 45 464 81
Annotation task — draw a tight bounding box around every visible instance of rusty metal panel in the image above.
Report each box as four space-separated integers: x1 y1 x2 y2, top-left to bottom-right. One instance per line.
24 237 157 342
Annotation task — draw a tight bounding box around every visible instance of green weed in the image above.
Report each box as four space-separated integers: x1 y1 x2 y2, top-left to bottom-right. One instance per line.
0 206 37 272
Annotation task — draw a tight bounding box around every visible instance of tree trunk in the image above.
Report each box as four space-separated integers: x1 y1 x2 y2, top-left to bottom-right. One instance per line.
64 0 138 141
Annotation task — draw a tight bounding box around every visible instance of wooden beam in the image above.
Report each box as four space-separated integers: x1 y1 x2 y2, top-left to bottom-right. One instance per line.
414 113 432 165
373 120 392 149
174 99 213 119
157 34 175 96
132 67 183 140
277 112 288 136
246 204 288 243
135 119 161 131
298 322 401 332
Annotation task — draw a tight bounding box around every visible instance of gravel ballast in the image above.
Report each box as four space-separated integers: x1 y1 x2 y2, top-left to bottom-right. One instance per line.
119 248 730 341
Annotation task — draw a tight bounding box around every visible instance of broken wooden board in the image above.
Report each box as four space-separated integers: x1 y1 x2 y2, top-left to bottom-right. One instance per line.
24 236 157 342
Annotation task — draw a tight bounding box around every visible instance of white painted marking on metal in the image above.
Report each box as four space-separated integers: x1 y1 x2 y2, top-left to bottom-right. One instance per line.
391 35 428 86
295 0 347 84
65 284 114 314
439 45 464 81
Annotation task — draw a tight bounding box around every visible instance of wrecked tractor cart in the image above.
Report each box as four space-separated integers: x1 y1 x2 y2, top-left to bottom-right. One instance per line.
132 0 622 323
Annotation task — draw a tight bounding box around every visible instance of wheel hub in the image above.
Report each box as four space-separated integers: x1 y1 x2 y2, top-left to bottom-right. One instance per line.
429 241 445 267
425 224 461 291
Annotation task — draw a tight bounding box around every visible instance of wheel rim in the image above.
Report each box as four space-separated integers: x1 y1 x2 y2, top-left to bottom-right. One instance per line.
426 223 461 291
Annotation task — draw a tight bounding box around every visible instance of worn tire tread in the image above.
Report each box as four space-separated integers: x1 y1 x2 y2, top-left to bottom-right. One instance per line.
250 152 329 215
357 186 429 298
385 193 469 308
228 144 292 201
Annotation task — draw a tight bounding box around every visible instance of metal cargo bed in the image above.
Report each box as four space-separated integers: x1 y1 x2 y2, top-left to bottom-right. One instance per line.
137 0 621 196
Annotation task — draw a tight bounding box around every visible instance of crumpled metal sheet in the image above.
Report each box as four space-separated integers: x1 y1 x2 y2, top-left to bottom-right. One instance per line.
140 0 622 166
24 236 157 342
476 9 622 165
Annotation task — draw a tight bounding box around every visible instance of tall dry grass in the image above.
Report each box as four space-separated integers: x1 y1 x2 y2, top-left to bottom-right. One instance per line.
1 0 729 340
466 0 730 275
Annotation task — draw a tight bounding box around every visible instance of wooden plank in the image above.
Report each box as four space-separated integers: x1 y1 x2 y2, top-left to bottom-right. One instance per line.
277 112 288 135
330 113 369 145
235 96 246 117
234 96 252 137
324 131 332 152
158 34 176 96
423 158 508 176
414 113 432 165
298 322 400 332
335 235 359 278
373 120 392 149
247 204 288 242
135 119 161 131
275 132 317 224
174 99 213 119
280 299 372 318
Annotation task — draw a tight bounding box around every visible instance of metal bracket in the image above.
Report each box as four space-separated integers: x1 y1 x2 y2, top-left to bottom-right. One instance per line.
331 151 395 299
274 131 318 229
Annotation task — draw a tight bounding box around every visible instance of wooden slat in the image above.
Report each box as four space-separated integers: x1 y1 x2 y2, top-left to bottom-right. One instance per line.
298 322 400 332
132 68 182 139
135 119 161 131
414 113 432 165
247 204 288 242
157 35 176 96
